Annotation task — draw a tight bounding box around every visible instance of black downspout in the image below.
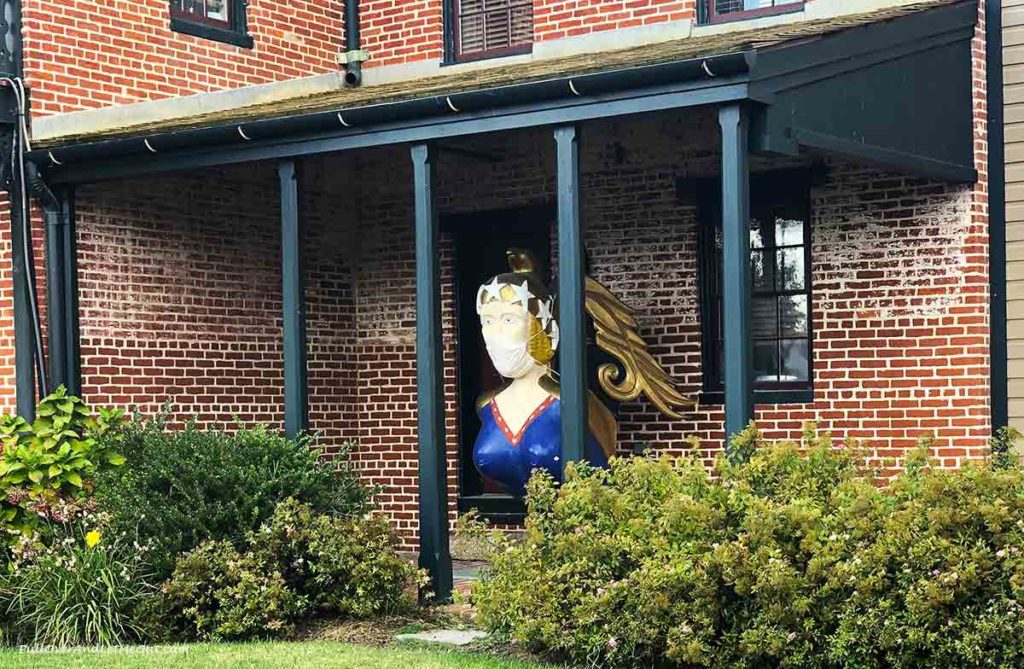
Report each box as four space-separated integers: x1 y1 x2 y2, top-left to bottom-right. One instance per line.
9 166 34 417
987 0 1008 432
1 0 38 417
343 0 362 87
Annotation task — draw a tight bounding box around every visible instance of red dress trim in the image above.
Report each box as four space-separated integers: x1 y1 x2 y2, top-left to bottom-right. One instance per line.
490 395 555 447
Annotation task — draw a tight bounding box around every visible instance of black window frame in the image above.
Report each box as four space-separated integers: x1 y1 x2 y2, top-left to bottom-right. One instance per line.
445 203 555 525
170 0 253 49
443 0 533 65
697 0 804 26
696 169 816 405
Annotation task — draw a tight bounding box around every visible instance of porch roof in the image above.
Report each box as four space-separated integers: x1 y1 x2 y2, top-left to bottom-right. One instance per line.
33 0 978 184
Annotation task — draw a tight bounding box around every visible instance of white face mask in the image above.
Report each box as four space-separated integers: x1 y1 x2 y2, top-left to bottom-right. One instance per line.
484 335 536 379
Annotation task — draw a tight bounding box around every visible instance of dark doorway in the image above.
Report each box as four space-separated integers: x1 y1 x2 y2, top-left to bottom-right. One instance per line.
446 204 553 523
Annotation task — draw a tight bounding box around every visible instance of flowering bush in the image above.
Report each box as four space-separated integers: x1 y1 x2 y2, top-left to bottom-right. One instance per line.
161 499 420 641
472 425 1024 669
160 540 305 641
95 418 372 578
0 513 158 647
0 387 126 543
249 498 422 617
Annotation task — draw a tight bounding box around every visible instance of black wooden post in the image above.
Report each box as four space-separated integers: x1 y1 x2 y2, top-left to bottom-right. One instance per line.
411 142 453 604
279 159 308 439
44 192 66 393
718 104 754 440
61 187 81 397
555 124 586 471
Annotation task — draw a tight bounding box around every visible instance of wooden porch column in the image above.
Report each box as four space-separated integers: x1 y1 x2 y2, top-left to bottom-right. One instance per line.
718 104 754 440
279 159 308 439
555 125 586 470
44 192 67 394
62 188 81 397
411 143 453 604
45 186 79 394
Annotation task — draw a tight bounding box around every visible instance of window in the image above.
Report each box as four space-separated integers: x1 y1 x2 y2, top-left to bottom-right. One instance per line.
698 172 813 402
702 0 803 24
171 0 253 48
447 0 533 63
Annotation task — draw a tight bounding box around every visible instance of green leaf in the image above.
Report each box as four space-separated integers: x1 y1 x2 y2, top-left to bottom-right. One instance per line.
105 453 126 466
27 470 42 484
66 471 83 487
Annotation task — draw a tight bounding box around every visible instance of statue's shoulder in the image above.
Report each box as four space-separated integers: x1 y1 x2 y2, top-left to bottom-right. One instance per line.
475 390 499 412
539 376 560 400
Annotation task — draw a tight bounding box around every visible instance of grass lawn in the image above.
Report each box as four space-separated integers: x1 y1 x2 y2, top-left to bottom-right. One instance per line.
0 641 553 669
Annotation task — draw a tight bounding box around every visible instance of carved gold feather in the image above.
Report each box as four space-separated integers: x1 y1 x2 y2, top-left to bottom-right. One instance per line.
585 276 697 420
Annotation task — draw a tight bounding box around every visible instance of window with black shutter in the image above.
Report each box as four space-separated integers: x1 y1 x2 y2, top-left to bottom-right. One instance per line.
449 0 533 63
701 0 803 24
171 0 253 48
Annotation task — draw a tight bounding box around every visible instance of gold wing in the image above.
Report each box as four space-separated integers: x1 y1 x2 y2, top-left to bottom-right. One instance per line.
585 277 697 420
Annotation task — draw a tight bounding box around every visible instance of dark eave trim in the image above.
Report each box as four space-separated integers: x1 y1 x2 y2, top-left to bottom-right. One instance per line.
988 0 1008 431
35 52 753 185
791 127 978 183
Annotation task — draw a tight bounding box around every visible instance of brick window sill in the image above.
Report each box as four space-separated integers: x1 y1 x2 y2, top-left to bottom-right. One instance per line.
700 388 815 405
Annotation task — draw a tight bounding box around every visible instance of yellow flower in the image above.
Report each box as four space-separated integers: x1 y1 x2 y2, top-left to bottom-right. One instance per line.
85 531 101 548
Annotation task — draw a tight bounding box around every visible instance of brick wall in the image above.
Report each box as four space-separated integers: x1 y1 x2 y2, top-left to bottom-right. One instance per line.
22 0 343 117
68 102 989 549
534 0 695 42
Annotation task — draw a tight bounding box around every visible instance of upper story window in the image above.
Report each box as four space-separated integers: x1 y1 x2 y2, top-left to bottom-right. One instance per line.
171 0 253 48
448 0 533 63
698 171 813 403
703 0 804 24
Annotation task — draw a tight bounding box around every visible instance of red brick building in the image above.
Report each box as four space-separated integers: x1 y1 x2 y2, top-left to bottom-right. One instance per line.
0 0 1002 597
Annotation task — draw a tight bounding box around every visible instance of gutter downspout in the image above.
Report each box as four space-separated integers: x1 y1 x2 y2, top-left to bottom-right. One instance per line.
987 0 1008 433
340 0 366 87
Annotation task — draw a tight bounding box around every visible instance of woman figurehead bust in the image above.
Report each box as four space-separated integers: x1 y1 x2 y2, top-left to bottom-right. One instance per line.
472 250 608 496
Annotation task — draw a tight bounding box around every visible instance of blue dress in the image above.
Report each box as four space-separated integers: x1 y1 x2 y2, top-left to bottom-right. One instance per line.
473 395 608 496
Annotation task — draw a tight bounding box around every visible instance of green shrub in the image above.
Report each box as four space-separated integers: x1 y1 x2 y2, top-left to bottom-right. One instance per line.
0 387 126 543
249 498 421 617
95 417 372 578
1 519 158 647
162 499 419 641
472 425 1024 669
161 540 305 641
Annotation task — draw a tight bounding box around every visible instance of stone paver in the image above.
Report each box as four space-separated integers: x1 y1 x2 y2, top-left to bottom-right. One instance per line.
395 629 489 646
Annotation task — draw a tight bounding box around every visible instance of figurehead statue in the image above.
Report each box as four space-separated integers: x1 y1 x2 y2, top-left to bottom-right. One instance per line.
473 250 607 495
472 249 696 496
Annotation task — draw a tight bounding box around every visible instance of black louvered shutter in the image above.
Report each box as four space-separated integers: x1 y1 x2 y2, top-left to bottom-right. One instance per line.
458 0 533 58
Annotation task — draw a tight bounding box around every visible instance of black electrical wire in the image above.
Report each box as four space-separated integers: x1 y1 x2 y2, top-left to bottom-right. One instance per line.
5 77 48 398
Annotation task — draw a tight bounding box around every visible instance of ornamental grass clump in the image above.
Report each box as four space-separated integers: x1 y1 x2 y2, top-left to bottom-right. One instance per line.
0 516 159 647
472 425 1024 669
